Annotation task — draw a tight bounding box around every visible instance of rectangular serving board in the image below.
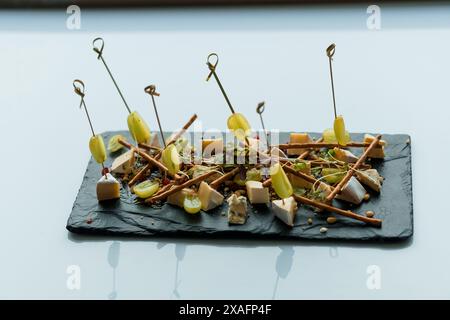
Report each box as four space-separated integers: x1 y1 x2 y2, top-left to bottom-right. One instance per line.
67 131 413 241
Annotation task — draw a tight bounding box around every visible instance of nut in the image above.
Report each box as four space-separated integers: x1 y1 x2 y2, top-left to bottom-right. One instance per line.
327 217 337 224
320 227 328 233
307 218 313 225
365 210 375 218
364 193 370 201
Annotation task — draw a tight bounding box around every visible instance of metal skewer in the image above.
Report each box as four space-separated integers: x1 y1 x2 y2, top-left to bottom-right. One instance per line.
326 43 338 119
144 85 166 148
93 37 131 114
256 101 270 150
73 79 106 175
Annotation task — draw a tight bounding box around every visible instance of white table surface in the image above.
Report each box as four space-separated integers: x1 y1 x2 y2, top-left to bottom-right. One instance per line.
0 3 447 299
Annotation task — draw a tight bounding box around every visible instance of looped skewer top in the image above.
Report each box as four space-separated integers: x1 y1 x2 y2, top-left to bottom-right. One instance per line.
73 79 85 99
256 101 265 114
326 43 336 59
144 84 166 147
92 37 105 59
205 52 235 114
206 53 219 81
73 79 95 138
326 43 337 119
144 84 160 97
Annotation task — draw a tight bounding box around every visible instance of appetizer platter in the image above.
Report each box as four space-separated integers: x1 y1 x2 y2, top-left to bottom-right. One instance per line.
67 40 413 241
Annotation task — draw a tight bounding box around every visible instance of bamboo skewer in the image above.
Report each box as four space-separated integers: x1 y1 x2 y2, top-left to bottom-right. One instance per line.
292 194 382 227
210 166 240 189
146 171 217 203
326 135 382 201
118 138 182 180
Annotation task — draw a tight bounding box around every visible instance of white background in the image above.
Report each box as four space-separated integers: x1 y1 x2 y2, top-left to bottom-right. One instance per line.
0 3 446 298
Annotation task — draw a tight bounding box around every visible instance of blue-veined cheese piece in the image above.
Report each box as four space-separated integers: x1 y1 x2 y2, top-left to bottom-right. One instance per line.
227 194 248 225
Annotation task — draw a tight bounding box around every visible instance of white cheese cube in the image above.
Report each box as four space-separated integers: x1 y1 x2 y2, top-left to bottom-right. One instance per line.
96 173 120 201
198 181 224 211
333 147 359 163
356 169 383 192
245 181 270 204
336 176 366 204
272 196 298 227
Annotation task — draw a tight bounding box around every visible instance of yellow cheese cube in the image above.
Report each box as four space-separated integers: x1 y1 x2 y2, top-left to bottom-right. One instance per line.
287 133 312 156
364 134 386 159
96 173 120 201
202 138 224 157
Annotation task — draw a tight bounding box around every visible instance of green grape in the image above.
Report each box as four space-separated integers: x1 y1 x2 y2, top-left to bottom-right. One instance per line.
227 113 251 141
183 195 202 214
161 144 181 175
323 127 350 144
246 168 262 182
127 111 151 143
321 168 345 184
89 134 107 164
133 180 160 199
270 163 293 199
108 134 126 152
333 115 350 146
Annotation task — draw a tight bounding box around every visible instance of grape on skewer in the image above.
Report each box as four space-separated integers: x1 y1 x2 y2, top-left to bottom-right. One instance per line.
92 37 151 144
73 79 120 201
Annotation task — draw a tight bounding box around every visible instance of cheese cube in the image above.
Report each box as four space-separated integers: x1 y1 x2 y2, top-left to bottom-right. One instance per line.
111 150 135 174
96 173 120 201
198 181 224 211
167 188 195 208
333 147 358 163
364 134 386 159
202 138 224 157
287 133 312 156
336 176 366 204
356 169 383 192
227 194 248 225
245 181 270 204
272 196 298 227
289 161 312 188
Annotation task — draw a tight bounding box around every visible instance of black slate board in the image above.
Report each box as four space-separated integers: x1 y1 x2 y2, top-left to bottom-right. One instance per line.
67 131 413 241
